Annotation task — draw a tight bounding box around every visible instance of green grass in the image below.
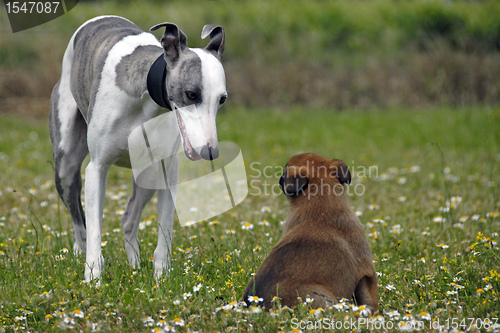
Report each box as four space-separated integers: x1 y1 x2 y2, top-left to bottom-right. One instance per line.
0 108 499 332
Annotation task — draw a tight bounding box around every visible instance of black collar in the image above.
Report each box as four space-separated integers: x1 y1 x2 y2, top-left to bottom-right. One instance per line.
147 54 172 110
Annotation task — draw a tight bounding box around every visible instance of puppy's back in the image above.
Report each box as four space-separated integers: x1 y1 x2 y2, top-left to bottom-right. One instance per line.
243 212 373 309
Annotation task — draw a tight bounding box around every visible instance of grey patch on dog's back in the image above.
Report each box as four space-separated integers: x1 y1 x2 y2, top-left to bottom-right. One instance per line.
70 17 144 120
115 45 163 97
168 52 203 105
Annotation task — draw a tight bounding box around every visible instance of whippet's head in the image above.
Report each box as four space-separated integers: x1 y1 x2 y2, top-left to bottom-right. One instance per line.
150 22 227 161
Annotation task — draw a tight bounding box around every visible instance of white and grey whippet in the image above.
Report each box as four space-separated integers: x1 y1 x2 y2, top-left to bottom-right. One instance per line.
49 16 227 282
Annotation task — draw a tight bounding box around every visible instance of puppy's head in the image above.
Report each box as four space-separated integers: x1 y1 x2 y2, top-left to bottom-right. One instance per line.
279 153 351 199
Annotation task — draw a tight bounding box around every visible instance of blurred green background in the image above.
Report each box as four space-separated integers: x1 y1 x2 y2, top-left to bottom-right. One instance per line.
1 0 499 117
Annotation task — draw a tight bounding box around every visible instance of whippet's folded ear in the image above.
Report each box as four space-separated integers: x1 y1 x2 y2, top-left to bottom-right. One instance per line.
150 22 188 65
279 166 308 198
332 159 351 185
201 24 225 60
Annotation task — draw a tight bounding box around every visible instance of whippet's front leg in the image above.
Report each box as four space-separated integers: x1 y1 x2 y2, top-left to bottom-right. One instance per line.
84 161 109 282
121 178 156 268
154 156 178 280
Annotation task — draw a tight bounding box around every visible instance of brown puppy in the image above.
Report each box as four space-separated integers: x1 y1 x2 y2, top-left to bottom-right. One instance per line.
242 153 378 312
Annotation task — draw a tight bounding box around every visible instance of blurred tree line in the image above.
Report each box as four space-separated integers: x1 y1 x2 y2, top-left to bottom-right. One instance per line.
1 0 499 113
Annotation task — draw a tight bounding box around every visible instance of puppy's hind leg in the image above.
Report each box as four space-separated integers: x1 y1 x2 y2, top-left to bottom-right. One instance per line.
354 275 379 314
121 177 156 268
296 285 339 309
277 283 338 309
50 80 88 255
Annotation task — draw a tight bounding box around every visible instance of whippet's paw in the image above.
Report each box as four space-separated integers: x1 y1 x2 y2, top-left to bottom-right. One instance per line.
153 251 171 280
129 258 141 270
128 255 141 271
73 243 84 256
154 260 171 280
154 265 172 281
124 244 141 269
85 255 104 283
73 226 87 252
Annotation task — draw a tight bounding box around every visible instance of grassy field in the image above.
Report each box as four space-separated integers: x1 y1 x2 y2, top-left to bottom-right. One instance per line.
0 107 499 332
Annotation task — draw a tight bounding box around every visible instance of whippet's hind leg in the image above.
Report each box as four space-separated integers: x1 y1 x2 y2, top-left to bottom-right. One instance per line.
121 177 156 268
49 80 89 255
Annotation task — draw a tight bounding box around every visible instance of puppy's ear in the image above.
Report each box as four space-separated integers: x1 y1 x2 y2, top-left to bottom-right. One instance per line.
201 25 225 60
279 167 308 197
332 159 351 185
150 22 188 65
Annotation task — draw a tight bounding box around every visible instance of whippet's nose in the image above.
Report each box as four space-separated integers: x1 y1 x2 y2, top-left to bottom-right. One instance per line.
200 144 219 161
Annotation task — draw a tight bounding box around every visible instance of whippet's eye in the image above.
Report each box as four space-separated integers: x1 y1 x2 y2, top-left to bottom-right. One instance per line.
219 95 227 105
185 91 197 100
